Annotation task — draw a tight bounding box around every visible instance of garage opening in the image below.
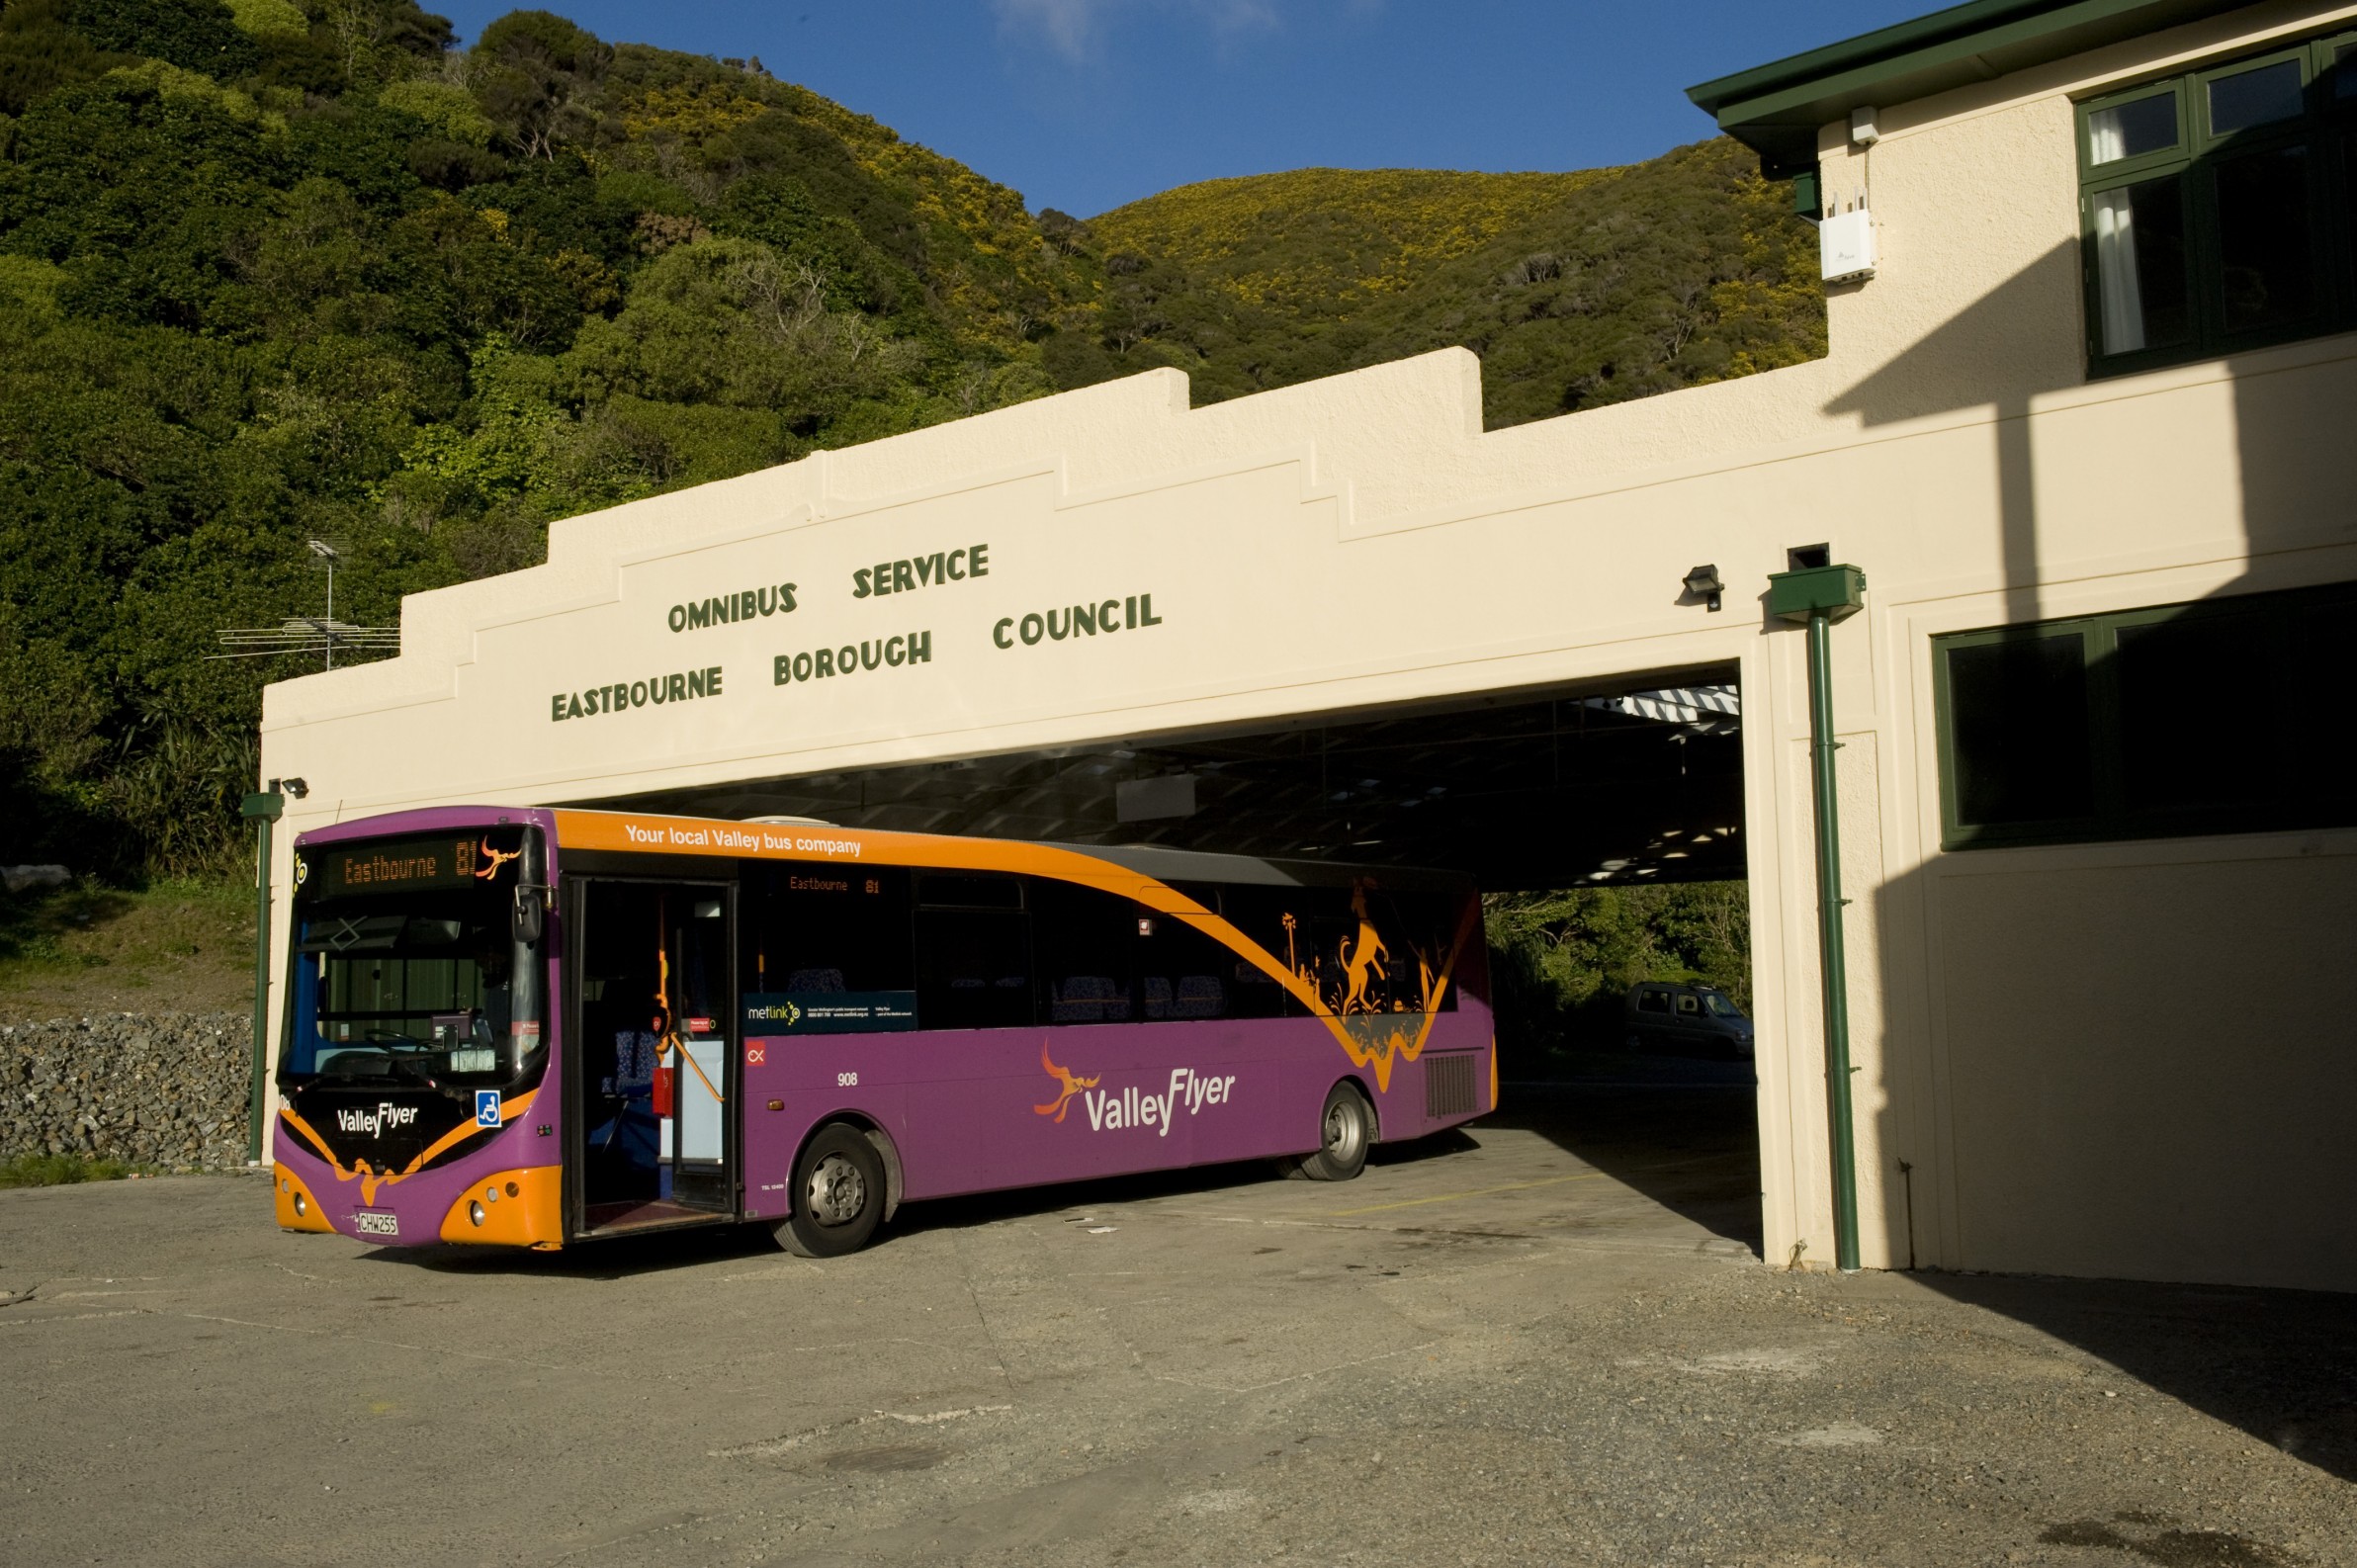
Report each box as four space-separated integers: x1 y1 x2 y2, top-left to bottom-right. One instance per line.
590 662 1762 1254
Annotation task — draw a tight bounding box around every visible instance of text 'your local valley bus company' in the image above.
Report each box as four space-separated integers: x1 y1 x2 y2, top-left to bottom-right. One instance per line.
547 538 1166 723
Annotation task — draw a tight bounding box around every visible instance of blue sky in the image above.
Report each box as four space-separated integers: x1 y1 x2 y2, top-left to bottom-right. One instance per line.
433 0 1936 218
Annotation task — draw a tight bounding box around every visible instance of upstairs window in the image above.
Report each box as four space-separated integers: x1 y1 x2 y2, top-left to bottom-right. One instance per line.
1932 581 2357 849
2078 31 2357 375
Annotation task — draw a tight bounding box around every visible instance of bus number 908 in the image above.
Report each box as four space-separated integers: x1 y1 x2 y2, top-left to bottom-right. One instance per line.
835 1071 858 1088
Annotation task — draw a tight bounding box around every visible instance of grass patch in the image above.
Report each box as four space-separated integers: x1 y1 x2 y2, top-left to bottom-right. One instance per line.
0 1152 151 1187
0 875 255 1017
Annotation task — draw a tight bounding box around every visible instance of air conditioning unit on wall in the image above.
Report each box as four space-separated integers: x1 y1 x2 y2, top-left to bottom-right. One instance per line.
1820 209 1876 283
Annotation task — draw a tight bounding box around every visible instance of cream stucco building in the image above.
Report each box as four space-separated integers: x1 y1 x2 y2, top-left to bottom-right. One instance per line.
260 0 2357 1290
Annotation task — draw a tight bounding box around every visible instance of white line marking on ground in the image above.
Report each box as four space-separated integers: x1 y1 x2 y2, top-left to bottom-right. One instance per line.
711 1403 1015 1458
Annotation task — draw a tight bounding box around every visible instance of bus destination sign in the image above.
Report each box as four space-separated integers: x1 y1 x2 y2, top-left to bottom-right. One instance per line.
303 832 523 898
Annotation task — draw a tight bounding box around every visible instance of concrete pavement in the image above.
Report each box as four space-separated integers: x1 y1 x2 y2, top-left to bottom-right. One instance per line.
2 1085 2350 1566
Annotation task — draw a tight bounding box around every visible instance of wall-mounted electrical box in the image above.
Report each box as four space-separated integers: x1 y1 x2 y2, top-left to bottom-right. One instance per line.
1820 209 1876 283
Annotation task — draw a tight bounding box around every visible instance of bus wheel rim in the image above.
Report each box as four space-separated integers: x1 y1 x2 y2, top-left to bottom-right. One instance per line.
806 1153 867 1226
1325 1101 1359 1159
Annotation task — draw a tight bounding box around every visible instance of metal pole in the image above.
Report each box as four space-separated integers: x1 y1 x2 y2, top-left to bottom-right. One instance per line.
242 788 285 1164
1804 611 1861 1271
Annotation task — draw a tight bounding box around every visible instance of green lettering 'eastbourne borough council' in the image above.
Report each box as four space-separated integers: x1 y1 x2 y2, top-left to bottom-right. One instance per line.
993 593 1163 650
774 631 932 686
550 666 725 722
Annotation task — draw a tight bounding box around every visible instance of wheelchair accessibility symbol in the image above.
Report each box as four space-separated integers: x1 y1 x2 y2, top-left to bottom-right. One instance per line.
475 1090 502 1129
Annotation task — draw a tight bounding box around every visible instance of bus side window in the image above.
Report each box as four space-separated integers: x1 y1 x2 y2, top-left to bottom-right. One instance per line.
1132 902 1238 1023
1212 886 1316 1018
1373 889 1464 1013
742 866 914 998
1030 878 1140 1025
916 874 1033 1030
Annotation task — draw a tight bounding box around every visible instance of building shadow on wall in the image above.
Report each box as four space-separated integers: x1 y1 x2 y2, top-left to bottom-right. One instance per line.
1820 242 2357 1481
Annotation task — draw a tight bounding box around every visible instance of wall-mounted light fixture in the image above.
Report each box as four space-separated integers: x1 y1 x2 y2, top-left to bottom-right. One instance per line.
281 776 308 798
1682 564 1724 613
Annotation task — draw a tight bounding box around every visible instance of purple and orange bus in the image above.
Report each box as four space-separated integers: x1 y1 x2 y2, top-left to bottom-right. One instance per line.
271 807 1495 1256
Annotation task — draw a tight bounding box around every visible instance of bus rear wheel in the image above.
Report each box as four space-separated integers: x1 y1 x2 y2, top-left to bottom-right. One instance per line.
1285 1083 1372 1182
775 1123 886 1258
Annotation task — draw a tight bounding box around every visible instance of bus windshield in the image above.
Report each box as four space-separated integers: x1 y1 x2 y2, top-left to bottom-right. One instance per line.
281 828 545 1090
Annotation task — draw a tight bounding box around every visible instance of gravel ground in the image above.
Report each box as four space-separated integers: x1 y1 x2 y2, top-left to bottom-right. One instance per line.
1 1011 250 1169
0 1086 2348 1567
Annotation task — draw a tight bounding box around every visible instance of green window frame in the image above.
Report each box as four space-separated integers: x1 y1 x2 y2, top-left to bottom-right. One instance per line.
2077 29 2357 377
1932 581 2357 850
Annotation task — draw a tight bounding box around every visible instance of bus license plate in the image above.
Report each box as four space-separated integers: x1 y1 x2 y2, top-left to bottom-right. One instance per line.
354 1210 399 1237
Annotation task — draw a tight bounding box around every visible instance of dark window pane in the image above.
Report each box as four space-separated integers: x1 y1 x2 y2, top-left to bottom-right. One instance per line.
916 911 1032 1028
1031 879 1138 1024
2213 146 2315 332
746 866 913 994
2208 58 2304 134
1217 885 1322 1017
2345 129 2357 259
2090 174 2190 353
2088 93 2179 162
1946 633 2095 828
2116 612 2279 815
917 874 1022 910
2335 44 2356 101
1135 910 1244 1022
2285 603 2357 816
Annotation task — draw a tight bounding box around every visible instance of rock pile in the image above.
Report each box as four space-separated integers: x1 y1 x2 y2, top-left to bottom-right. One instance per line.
1 1013 252 1170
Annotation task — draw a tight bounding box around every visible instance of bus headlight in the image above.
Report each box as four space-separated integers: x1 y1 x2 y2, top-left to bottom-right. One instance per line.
293 1192 307 1217
468 1200 485 1227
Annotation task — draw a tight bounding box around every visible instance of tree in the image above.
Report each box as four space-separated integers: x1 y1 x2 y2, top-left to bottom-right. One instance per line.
469 9 608 160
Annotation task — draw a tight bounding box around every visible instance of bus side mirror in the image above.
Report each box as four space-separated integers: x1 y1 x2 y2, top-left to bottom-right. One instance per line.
512 885 547 946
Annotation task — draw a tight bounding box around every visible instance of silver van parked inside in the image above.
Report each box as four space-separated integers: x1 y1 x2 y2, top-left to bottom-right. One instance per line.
1623 981 1753 1059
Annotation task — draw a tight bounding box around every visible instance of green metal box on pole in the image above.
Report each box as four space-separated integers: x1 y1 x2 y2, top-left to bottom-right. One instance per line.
239 789 284 1164
1765 562 1867 1271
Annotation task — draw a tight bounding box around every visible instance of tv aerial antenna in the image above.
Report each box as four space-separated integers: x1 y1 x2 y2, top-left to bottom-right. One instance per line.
211 539 397 671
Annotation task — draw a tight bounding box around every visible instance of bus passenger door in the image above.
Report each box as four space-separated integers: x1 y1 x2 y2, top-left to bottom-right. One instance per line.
568 878 739 1236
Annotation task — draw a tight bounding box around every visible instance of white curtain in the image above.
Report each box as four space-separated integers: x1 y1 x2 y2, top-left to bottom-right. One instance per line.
2088 106 2128 164
2091 186 2145 355
2086 107 2145 355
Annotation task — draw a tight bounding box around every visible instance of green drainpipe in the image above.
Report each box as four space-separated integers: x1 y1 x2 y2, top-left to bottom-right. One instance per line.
1766 564 1868 1272
240 786 286 1164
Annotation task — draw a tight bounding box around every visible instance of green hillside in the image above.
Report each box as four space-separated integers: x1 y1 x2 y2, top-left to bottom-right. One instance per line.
1064 139 1825 426
0 0 1823 890
0 0 1100 879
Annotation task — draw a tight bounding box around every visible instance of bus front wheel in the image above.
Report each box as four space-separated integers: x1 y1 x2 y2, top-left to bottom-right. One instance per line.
775 1123 886 1258
1284 1083 1372 1182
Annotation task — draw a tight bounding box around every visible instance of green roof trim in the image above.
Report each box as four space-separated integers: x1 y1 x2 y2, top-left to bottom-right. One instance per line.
1688 0 2256 175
